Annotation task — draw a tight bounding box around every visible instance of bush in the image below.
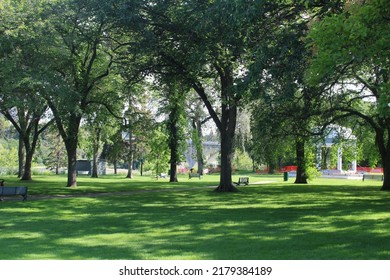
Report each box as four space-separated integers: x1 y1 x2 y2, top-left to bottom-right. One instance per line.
233 150 253 171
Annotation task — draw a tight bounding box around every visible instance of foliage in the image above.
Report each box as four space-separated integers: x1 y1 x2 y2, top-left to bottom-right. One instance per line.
41 129 68 174
307 0 390 190
304 143 322 180
145 124 170 176
0 144 18 174
233 150 253 171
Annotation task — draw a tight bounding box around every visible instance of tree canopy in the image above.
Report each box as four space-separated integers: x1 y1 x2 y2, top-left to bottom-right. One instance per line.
307 0 390 190
0 0 388 192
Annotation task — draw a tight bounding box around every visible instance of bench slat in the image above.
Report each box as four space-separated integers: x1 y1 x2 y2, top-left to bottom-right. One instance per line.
189 173 202 179
235 177 249 186
363 174 383 181
0 186 28 201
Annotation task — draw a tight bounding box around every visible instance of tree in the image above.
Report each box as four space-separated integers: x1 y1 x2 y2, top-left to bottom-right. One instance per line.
38 0 116 187
248 0 347 183
146 124 170 178
187 96 211 175
307 0 390 190
82 103 119 178
114 0 307 191
43 128 68 175
0 100 53 180
103 131 124 175
0 0 54 180
162 81 187 182
81 75 124 178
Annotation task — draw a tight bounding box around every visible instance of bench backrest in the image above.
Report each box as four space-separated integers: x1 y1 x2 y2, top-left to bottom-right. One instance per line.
239 177 249 182
0 186 27 195
363 174 383 180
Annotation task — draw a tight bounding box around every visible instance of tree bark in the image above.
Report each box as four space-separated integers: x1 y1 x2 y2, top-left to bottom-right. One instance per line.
216 124 237 191
295 138 308 184
381 160 390 191
21 149 34 181
168 99 179 183
18 137 24 178
377 127 390 191
214 65 238 192
92 153 99 178
126 131 133 179
195 120 205 175
91 130 100 178
65 139 78 187
20 117 42 181
268 162 276 174
114 160 118 175
126 154 133 178
3 108 51 180
62 116 81 187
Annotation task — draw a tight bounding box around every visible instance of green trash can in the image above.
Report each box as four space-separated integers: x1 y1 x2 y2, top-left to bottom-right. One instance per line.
283 172 289 181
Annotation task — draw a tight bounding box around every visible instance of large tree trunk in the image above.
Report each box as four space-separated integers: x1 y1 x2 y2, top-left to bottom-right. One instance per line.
169 159 178 182
64 116 81 187
295 138 308 184
168 99 179 183
169 139 179 182
18 137 24 178
20 121 40 181
191 119 205 175
215 66 238 192
382 158 390 191
21 150 34 181
66 140 78 187
216 126 237 191
378 131 390 191
375 127 390 191
192 64 239 192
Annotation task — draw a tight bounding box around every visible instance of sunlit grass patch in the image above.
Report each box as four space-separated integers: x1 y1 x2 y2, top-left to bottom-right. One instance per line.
0 175 389 260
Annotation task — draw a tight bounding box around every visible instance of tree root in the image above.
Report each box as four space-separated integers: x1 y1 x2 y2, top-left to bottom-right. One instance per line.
214 184 239 192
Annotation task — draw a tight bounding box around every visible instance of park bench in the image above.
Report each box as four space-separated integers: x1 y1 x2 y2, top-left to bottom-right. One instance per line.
234 177 249 186
362 174 383 181
0 186 28 201
189 173 202 179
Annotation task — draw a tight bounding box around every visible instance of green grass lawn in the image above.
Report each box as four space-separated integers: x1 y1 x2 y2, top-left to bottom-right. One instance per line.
0 173 389 260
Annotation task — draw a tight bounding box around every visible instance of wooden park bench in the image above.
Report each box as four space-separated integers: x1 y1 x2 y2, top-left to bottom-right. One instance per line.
189 173 202 179
234 177 249 186
362 174 383 181
0 186 28 201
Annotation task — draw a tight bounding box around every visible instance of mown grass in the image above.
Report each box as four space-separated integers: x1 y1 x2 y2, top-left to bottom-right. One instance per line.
0 173 276 196
0 174 389 260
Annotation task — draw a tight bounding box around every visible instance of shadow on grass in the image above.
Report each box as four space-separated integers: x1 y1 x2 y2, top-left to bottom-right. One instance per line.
0 180 389 260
